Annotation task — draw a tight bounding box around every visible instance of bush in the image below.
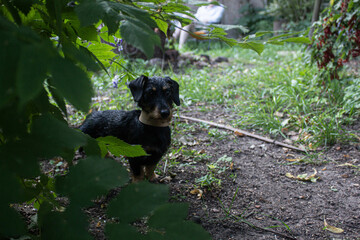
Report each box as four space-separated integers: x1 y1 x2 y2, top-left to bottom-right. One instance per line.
309 0 360 80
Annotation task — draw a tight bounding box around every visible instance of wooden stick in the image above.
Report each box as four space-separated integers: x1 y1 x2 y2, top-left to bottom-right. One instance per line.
177 115 306 152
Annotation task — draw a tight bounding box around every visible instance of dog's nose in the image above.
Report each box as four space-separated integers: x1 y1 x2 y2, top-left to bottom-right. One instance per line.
160 109 170 118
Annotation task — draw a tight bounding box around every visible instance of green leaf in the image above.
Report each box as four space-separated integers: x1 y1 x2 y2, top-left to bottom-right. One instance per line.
107 181 168 223
16 43 49 106
1 140 41 178
83 135 102 156
75 0 122 34
120 16 161 58
268 31 304 41
0 167 28 204
113 2 157 28
86 41 117 68
62 41 100 72
212 23 248 33
238 41 265 55
0 206 27 237
13 0 35 15
47 80 67 117
97 136 148 158
280 37 311 44
30 114 87 159
0 31 20 109
51 56 93 112
0 168 28 237
154 18 168 37
56 156 128 204
40 204 92 240
148 222 211 240
148 203 189 228
105 223 143 240
75 0 103 27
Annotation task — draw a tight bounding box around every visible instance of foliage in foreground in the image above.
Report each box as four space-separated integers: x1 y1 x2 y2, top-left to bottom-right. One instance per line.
0 0 214 239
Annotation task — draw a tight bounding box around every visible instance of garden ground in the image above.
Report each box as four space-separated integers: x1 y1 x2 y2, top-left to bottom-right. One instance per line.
84 103 360 240
18 44 360 239
86 44 360 239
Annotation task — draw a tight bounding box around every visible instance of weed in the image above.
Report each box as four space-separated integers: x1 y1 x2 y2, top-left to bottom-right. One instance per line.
208 128 227 141
195 155 233 189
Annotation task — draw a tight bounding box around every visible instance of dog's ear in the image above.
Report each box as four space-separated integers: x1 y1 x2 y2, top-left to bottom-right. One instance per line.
128 75 148 102
165 77 180 106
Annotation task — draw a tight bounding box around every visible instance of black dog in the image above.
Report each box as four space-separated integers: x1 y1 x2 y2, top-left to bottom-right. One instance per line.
79 75 180 182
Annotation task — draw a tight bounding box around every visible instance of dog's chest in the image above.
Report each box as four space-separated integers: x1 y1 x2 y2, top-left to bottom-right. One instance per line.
128 124 171 155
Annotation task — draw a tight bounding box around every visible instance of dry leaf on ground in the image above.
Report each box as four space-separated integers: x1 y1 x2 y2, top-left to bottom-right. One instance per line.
324 219 344 234
190 188 203 199
285 168 319 182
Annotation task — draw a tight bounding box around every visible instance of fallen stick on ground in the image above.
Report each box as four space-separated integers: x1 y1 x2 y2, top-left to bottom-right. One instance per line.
178 115 306 153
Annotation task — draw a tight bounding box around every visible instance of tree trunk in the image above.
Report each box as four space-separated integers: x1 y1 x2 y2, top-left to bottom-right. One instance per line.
308 0 322 39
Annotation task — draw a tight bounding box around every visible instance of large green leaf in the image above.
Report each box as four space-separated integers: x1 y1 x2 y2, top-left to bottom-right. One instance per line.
40 204 92 240
1 140 41 177
112 2 157 28
0 31 20 109
154 18 168 37
56 156 128 204
12 0 35 15
75 0 121 34
51 56 93 112
120 16 161 58
148 203 189 228
238 41 265 55
148 203 211 240
62 41 100 72
75 0 103 27
86 41 117 68
47 79 67 117
16 42 50 106
280 37 311 44
0 168 28 237
107 181 168 223
105 223 143 240
0 206 27 238
148 221 212 240
30 114 87 159
97 136 148 158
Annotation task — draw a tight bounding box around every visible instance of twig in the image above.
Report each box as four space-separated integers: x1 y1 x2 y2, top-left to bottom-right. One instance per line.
220 205 296 240
237 218 297 240
177 115 306 152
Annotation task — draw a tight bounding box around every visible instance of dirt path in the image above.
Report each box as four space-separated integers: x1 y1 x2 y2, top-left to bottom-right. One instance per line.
160 106 360 240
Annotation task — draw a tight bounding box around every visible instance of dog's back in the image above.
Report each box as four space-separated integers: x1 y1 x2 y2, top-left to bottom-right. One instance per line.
80 110 139 139
80 109 171 154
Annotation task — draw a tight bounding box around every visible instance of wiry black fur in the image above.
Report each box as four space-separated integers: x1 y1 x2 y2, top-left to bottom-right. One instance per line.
79 75 180 181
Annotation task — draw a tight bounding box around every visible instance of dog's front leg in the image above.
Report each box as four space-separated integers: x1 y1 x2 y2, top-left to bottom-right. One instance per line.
144 164 158 182
129 158 145 182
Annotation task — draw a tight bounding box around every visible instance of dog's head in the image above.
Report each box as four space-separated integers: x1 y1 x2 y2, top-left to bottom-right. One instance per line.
128 75 180 125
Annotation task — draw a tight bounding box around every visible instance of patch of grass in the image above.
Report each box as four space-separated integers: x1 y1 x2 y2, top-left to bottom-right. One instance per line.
195 155 233 189
173 44 359 148
76 43 359 149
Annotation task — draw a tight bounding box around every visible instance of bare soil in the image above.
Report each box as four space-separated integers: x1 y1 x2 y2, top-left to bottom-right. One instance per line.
163 106 360 240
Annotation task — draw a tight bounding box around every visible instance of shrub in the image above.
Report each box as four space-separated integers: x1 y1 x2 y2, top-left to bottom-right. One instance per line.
310 0 360 80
